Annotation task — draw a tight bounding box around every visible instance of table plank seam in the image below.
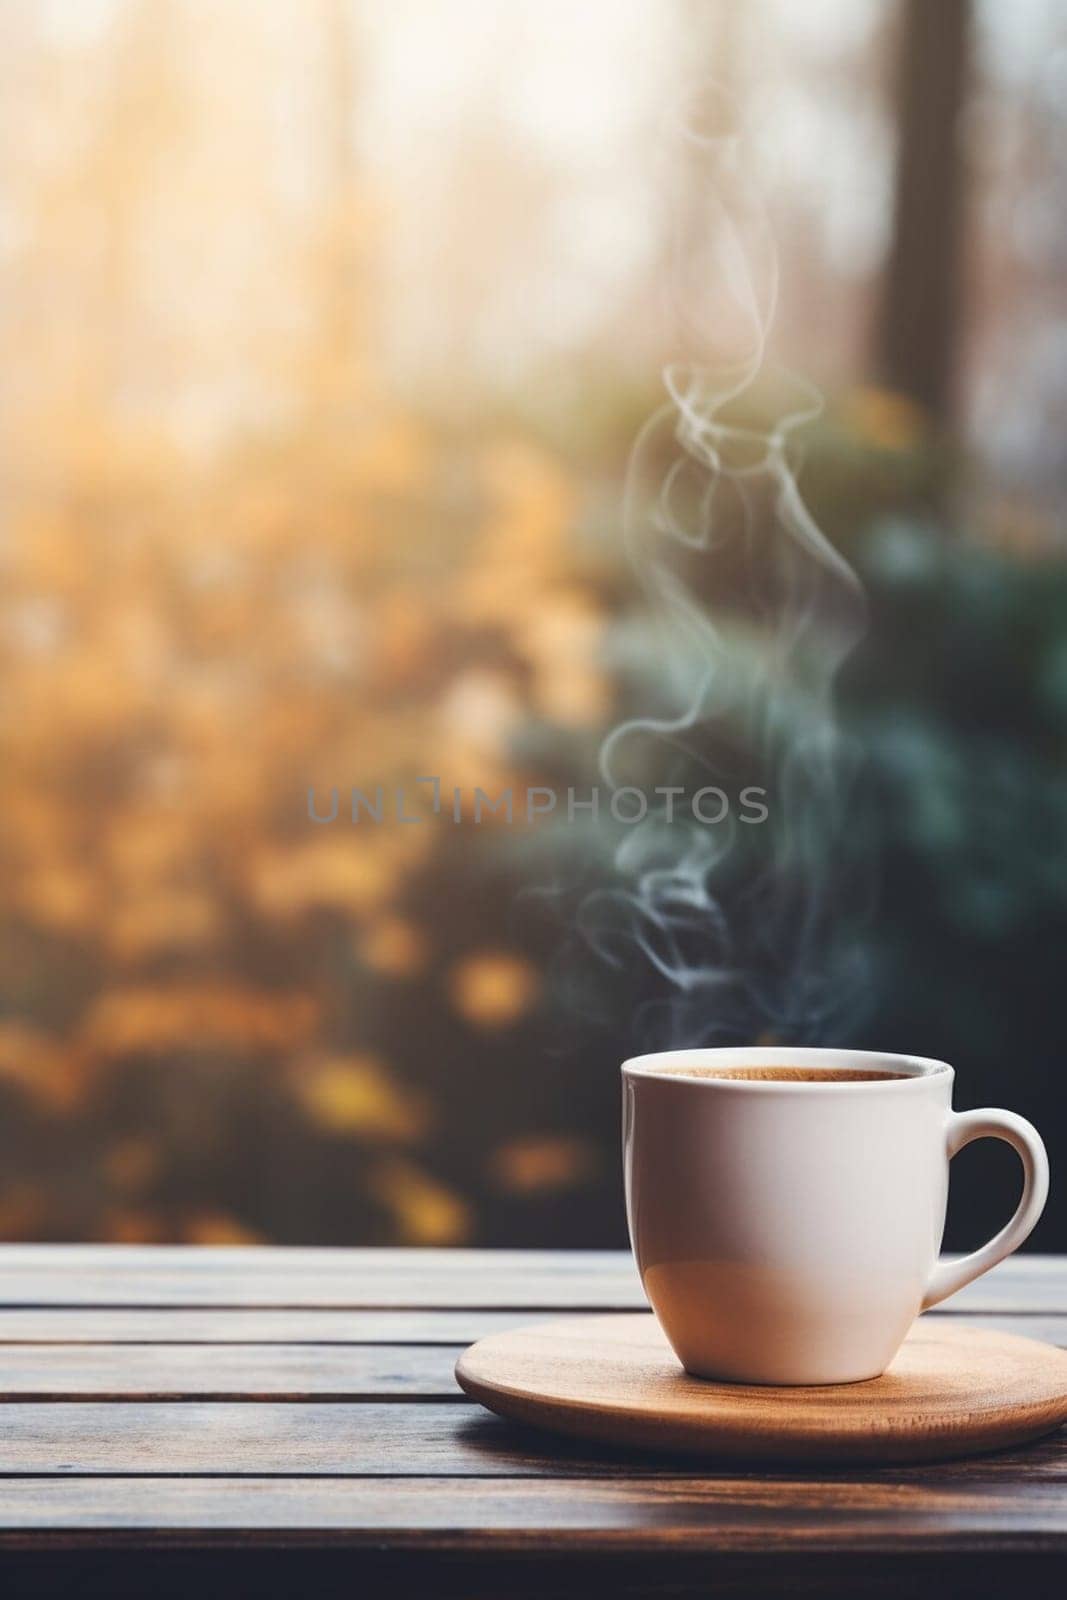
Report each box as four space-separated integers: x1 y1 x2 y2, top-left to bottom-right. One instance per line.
0 1303 649 1314
0 1470 1048 1483
0 1397 473 1404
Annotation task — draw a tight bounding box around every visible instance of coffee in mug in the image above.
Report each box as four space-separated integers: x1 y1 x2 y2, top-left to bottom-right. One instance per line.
654 1064 908 1083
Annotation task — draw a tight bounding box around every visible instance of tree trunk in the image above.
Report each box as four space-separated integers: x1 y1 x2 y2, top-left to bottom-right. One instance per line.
878 0 973 425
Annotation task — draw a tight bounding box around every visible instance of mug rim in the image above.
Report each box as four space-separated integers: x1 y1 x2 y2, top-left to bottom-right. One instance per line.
621 1045 953 1089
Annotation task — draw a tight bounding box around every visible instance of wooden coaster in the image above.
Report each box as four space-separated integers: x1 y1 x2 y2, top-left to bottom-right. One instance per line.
456 1313 1067 1464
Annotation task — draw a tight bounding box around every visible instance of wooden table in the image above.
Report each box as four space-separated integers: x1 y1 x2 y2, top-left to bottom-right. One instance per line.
0 1246 1063 1598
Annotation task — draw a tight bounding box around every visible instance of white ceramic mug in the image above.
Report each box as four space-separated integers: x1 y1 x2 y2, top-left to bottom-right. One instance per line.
622 1046 1049 1384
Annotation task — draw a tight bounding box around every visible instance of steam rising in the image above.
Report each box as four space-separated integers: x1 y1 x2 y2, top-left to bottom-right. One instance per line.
580 89 869 1048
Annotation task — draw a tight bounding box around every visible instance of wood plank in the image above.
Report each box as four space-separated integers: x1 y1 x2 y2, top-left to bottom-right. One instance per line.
0 1248 647 1310
0 1307 1062 1347
0 1318 1061 1398
0 1247 1061 1311
0 1345 464 1399
0 1473 1064 1549
0 1551 1059 1600
0 1309 572 1345
0 1401 1061 1477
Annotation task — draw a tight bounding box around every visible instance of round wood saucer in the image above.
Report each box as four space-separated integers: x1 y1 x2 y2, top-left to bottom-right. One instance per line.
456 1314 1067 1464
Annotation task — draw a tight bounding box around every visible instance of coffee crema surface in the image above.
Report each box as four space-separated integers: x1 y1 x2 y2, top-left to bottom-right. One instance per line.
652 1065 910 1083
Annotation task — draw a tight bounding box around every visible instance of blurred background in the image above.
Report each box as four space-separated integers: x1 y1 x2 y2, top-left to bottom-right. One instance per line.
0 0 1064 1251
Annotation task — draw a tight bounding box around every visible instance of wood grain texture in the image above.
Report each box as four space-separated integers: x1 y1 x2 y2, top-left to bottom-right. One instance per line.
456 1314 1067 1464
0 1473 1065 1547
0 1398 1064 1477
0 1246 1062 1310
0 1247 645 1309
0 1306 1063 1347
0 1343 464 1399
0 1309 584 1345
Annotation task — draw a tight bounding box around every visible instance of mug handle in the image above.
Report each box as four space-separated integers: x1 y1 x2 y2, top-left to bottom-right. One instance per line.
922 1108 1049 1310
